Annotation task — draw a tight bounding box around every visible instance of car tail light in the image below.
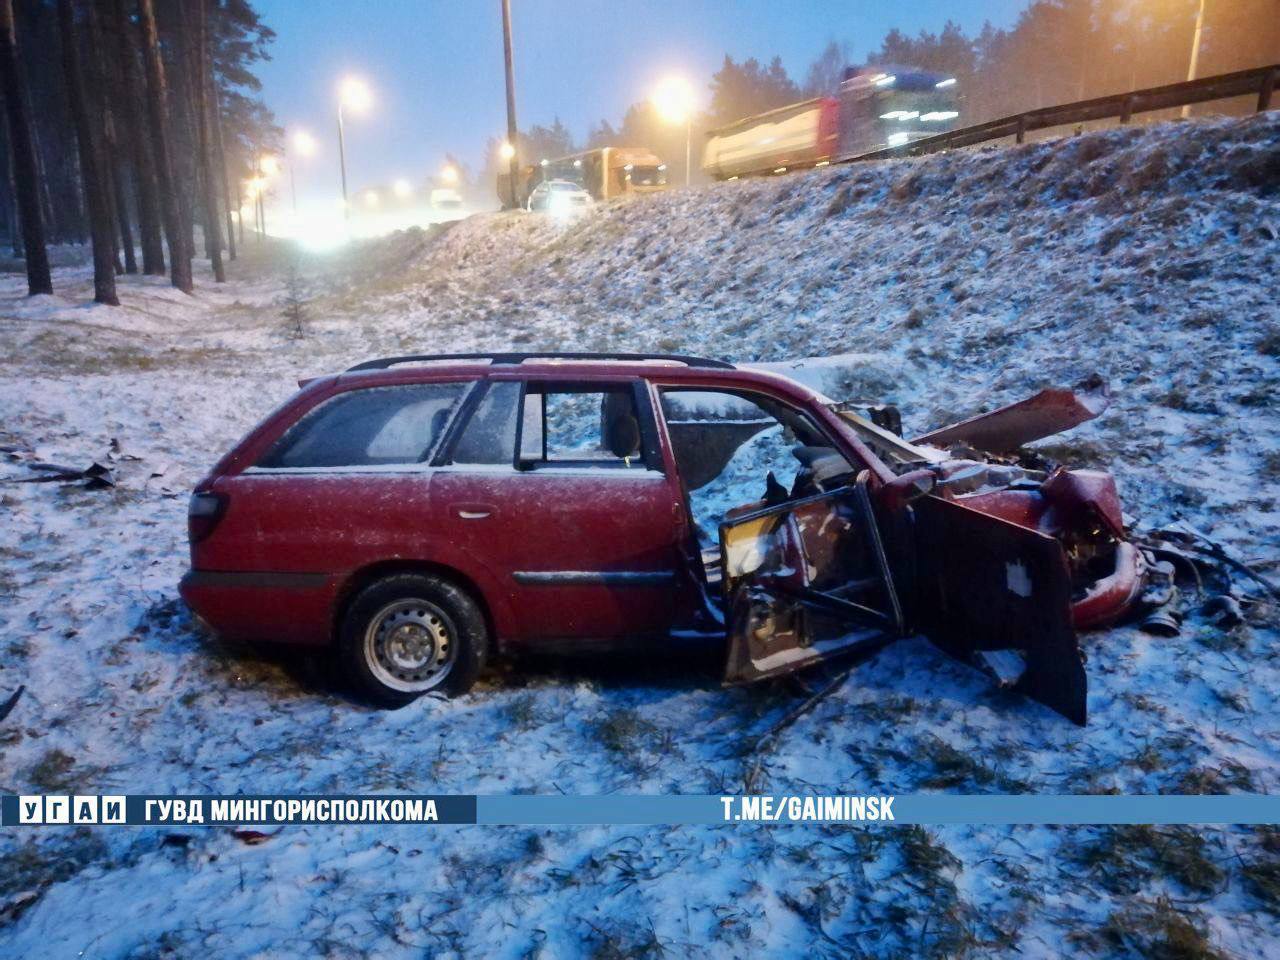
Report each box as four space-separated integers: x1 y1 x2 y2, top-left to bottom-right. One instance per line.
188 491 228 543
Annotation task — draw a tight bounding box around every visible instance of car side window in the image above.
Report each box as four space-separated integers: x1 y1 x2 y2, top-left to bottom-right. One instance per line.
449 380 521 465
518 386 648 469
447 380 652 470
258 383 468 469
659 388 853 544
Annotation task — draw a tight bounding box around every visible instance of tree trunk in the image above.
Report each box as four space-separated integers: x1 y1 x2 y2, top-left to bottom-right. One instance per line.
191 0 222 281
0 0 51 295
107 0 163 274
209 75 235 261
87 2 136 274
57 0 116 305
1 114 20 258
136 0 191 293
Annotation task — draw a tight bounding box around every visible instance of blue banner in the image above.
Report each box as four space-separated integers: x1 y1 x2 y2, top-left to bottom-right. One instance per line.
5 793 1280 826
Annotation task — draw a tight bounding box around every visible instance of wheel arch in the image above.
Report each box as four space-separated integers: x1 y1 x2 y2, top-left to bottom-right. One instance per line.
332 559 507 652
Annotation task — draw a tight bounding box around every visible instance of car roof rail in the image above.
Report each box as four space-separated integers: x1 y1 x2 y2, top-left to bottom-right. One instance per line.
345 352 735 372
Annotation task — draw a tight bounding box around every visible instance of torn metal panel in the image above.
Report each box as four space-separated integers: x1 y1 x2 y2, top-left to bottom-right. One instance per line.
1041 467 1127 540
912 495 1088 725
913 378 1110 453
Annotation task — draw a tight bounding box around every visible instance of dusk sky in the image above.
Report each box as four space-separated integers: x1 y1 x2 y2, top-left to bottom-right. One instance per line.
253 1 1028 203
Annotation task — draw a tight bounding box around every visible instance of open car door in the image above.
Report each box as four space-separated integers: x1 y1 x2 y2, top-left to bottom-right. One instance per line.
721 477 904 684
911 495 1088 725
721 475 1089 725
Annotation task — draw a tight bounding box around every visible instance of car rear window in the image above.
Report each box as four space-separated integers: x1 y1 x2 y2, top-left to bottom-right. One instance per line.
258 383 468 469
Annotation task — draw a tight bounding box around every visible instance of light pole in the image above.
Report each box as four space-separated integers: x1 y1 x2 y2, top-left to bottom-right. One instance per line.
500 0 520 208
290 130 317 213
652 76 695 187
1181 0 1207 119
258 155 280 237
336 77 371 219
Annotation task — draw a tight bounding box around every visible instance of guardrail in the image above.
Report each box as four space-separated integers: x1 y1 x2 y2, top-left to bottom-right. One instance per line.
853 63 1280 163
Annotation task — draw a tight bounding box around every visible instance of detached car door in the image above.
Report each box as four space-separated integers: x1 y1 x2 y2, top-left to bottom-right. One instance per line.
721 477 904 684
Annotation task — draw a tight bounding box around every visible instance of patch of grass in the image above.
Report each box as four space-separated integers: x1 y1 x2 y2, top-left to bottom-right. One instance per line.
1157 387 1220 415
919 734 997 789
1261 451 1280 483
1028 437 1111 468
1074 825 1223 896
1242 855 1280 916
1172 761 1255 795
1193 625 1249 654
504 694 541 731
899 824 961 877
0 828 110 907
582 917 666 960
591 708 659 756
29 748 77 792
1082 897 1225 960
1256 328 1280 358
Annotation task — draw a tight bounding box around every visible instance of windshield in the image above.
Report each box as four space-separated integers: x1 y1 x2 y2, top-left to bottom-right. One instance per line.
828 403 940 468
627 165 667 186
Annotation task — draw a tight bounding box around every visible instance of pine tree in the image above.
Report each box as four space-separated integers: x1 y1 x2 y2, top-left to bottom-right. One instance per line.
137 0 192 293
57 0 117 305
108 0 165 275
191 0 223 281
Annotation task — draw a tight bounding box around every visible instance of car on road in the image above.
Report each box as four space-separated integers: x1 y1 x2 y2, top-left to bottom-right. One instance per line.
526 179 593 215
430 187 463 210
181 352 1151 722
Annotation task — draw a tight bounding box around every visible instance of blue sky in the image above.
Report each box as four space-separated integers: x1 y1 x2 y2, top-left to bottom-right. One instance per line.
253 1 1028 202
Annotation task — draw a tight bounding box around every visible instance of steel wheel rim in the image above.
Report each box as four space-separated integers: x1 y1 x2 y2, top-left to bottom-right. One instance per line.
363 599 456 692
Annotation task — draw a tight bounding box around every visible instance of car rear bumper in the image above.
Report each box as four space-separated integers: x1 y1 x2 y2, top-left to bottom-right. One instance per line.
179 569 335 646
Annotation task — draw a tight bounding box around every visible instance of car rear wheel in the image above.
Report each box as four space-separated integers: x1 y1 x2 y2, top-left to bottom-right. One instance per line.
339 573 488 707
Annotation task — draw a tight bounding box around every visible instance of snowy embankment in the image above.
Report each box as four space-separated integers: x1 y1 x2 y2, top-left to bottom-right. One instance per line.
0 114 1278 957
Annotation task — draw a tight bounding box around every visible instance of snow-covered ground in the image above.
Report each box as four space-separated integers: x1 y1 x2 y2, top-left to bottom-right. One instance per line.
1 114 1278 957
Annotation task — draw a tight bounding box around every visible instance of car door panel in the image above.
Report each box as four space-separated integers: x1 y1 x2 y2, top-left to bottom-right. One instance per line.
430 467 684 643
721 480 902 684
910 495 1087 725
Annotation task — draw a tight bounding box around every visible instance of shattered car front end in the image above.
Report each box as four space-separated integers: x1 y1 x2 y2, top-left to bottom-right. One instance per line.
721 377 1165 725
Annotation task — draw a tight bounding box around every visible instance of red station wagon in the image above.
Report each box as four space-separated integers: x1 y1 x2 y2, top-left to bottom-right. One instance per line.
180 352 1152 723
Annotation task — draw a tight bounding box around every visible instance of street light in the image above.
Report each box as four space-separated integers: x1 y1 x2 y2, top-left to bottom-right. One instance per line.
499 141 515 161
336 76 372 219
392 178 412 199
651 75 696 187
440 164 459 185
1181 0 1207 119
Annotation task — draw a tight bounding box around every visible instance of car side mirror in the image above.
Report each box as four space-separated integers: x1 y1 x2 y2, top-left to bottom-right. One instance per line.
880 468 937 512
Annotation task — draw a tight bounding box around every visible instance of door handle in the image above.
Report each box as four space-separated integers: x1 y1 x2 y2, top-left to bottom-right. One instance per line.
452 502 495 520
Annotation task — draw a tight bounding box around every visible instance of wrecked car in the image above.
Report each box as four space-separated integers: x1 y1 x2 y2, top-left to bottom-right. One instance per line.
180 352 1150 722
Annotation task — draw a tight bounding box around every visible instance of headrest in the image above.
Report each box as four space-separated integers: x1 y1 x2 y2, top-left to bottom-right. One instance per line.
608 414 641 458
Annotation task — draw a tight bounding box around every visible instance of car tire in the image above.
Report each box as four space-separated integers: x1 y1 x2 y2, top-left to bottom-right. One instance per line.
338 573 488 708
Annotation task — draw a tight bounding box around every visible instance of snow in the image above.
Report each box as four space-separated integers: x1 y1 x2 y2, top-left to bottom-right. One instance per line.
1 114 1278 957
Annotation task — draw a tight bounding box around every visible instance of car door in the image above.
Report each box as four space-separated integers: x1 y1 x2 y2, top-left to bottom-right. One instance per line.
429 376 689 643
721 476 903 684
722 476 1088 725
909 494 1087 725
